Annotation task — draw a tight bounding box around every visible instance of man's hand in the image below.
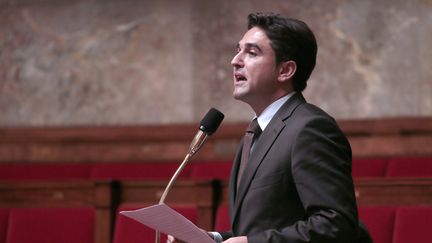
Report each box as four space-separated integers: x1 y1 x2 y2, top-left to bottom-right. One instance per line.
168 234 247 243
222 236 248 243
167 229 213 243
167 235 185 243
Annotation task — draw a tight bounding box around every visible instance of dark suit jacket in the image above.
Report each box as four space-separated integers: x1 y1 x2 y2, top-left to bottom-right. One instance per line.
222 93 363 243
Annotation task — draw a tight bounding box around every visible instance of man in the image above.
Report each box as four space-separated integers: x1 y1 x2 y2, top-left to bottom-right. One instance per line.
171 12 371 243
216 12 371 243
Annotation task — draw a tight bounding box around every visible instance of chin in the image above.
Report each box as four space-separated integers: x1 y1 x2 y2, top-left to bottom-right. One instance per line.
233 88 248 100
233 94 250 104
233 92 244 101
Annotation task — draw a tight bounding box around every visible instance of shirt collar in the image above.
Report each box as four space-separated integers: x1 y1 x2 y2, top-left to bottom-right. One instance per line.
255 92 295 131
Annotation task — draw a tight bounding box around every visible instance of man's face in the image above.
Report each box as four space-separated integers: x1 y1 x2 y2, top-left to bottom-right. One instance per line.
231 27 279 107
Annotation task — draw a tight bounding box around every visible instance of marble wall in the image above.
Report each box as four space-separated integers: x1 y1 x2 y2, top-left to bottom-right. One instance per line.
0 0 431 126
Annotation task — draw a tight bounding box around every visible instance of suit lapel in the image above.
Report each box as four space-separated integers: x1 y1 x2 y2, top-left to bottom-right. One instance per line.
232 119 285 226
231 93 306 228
229 139 243 225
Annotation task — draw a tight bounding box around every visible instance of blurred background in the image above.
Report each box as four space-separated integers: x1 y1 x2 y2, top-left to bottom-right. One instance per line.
1 0 431 126
1 1 432 243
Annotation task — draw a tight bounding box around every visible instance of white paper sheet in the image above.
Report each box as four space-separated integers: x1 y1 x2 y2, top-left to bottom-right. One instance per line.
120 203 215 243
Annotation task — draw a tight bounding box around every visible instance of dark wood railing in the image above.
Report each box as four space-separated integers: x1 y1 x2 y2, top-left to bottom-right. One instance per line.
1 117 431 163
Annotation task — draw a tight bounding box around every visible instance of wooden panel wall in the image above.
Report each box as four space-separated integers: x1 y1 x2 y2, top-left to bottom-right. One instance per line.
1 117 432 163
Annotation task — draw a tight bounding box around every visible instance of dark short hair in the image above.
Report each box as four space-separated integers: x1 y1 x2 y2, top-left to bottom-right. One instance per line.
248 12 317 92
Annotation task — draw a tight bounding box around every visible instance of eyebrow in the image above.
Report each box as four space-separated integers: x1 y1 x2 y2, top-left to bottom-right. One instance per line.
237 42 263 53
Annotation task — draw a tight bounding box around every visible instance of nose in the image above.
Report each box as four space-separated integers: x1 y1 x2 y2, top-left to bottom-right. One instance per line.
231 52 243 68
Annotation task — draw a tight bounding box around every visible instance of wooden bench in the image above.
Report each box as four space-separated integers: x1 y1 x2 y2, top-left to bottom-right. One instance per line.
355 178 432 206
0 180 112 243
219 177 432 207
115 180 216 230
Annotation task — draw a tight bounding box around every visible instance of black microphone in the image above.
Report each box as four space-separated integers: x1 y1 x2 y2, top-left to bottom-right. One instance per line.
156 108 224 243
200 107 225 135
189 108 225 155
158 107 224 201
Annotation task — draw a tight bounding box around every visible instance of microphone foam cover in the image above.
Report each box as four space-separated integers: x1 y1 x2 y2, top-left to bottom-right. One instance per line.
199 108 225 135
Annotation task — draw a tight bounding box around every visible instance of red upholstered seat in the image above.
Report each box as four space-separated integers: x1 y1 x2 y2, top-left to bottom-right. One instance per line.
352 158 389 178
0 163 91 181
113 204 198 243
91 162 192 180
190 161 232 180
214 205 230 232
6 207 94 243
358 206 395 243
393 206 432 243
386 157 432 177
0 209 9 243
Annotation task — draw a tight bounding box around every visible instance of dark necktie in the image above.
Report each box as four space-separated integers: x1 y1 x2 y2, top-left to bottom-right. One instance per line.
237 118 262 189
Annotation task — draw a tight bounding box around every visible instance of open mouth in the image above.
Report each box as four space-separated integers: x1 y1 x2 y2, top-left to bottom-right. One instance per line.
235 73 247 82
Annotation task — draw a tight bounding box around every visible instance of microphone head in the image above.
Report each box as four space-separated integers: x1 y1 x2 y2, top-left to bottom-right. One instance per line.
199 108 224 135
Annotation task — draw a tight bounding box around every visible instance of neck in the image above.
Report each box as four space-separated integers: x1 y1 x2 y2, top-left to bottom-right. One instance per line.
250 93 290 116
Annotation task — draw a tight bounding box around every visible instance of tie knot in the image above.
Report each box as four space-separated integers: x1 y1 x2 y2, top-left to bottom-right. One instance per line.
246 118 262 135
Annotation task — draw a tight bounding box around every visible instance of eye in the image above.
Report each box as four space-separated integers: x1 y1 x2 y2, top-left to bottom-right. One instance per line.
248 51 257 57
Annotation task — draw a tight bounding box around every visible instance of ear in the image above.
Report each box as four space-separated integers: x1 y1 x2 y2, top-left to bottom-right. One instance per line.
277 60 297 83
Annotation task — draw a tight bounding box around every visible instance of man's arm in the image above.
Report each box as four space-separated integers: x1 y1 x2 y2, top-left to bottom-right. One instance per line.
222 236 247 243
248 117 359 242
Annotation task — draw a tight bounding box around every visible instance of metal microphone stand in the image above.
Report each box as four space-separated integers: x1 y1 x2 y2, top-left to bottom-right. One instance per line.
155 131 208 243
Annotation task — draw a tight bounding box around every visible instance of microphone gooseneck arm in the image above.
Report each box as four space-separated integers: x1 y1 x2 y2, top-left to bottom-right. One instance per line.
154 107 224 243
155 131 208 243
158 131 207 204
